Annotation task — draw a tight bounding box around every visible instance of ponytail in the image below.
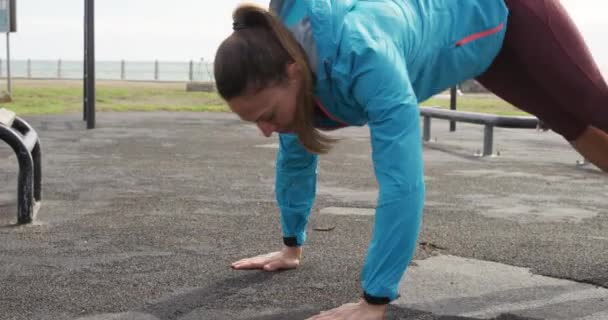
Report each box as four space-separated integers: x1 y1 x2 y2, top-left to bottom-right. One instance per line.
215 4 335 154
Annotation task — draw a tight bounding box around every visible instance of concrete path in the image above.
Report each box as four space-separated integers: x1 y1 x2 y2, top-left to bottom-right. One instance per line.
0 112 605 320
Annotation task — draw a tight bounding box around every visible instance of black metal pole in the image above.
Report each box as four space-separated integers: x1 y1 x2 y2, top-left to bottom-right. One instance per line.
6 0 12 95
83 0 88 121
449 86 457 132
85 0 95 129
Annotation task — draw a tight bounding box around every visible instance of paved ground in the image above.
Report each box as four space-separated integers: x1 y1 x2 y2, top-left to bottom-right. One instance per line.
0 112 606 320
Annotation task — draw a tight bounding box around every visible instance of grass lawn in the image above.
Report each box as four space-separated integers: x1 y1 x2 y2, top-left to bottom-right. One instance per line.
2 79 229 115
421 95 528 116
1 79 527 116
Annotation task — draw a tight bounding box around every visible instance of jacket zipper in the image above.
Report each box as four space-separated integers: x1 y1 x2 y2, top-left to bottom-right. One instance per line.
455 23 505 47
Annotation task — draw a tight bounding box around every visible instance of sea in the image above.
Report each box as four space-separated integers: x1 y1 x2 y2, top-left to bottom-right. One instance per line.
0 60 215 82
0 60 605 84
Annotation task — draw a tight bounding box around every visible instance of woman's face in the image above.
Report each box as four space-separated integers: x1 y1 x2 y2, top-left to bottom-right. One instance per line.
228 64 301 137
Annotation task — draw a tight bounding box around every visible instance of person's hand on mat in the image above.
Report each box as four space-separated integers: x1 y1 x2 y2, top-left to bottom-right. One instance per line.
306 299 387 320
231 246 302 271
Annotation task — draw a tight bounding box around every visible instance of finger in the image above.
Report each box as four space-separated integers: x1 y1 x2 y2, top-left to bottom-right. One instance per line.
232 254 277 269
263 260 285 271
231 258 255 266
263 258 298 271
232 253 274 266
232 259 266 269
232 262 266 269
319 308 337 315
309 314 337 320
305 313 331 320
305 308 335 320
308 308 339 320
231 260 245 267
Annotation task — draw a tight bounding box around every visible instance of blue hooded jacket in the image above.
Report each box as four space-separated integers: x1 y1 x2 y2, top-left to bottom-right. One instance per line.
270 0 508 302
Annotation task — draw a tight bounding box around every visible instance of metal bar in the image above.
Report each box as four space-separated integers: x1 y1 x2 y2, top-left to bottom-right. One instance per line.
57 59 62 78
120 60 125 80
420 107 538 129
154 60 159 80
22 131 37 153
189 60 193 81
0 125 35 224
83 0 88 121
6 32 11 94
483 125 494 156
12 118 41 201
6 0 11 93
449 86 457 131
27 59 31 78
423 116 431 142
11 116 28 135
85 0 95 129
13 117 38 152
32 141 42 202
9 0 16 32
13 117 42 202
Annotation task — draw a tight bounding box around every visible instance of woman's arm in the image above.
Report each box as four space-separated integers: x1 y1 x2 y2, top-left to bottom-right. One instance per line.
349 37 426 303
275 133 319 247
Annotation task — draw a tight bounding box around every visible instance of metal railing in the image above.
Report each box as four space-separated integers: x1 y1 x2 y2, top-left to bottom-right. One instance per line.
420 106 539 157
0 59 215 82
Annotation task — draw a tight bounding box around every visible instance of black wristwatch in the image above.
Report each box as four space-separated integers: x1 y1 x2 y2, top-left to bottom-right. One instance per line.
283 236 299 247
363 292 391 305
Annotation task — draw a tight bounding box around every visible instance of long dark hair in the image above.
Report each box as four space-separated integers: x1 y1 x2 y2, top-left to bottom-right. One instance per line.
214 4 334 154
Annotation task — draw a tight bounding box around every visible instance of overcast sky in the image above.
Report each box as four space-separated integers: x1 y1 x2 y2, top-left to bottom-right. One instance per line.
0 0 605 72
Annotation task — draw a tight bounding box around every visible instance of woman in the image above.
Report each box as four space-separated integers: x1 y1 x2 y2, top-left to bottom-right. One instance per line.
214 0 608 319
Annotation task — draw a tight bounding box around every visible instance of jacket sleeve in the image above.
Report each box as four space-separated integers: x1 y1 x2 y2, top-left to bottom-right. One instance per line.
269 0 318 247
275 133 319 247
349 39 426 302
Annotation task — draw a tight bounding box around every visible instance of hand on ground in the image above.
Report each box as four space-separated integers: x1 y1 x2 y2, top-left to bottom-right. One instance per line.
306 300 387 320
231 247 302 271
